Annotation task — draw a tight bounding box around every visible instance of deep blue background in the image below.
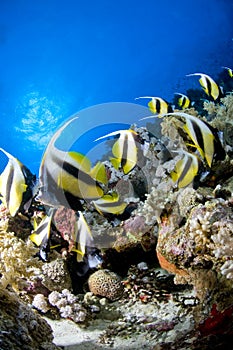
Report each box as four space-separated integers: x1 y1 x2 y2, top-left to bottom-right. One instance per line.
0 0 232 174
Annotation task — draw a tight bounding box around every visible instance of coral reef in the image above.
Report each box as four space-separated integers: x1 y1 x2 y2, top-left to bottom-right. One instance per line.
0 205 42 291
32 293 50 313
48 289 87 323
41 256 72 292
88 269 124 301
0 286 60 350
156 197 233 307
203 94 233 144
97 264 195 348
1 91 233 348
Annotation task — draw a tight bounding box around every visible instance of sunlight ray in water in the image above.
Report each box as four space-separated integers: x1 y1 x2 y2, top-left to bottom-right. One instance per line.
15 91 64 150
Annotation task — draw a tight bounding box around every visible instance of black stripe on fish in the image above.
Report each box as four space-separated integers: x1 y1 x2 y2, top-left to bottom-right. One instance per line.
36 221 50 237
178 155 193 185
5 166 14 209
21 165 36 212
191 119 205 154
167 104 173 113
62 160 103 194
206 76 212 96
181 97 187 108
202 121 226 161
39 167 84 210
121 133 130 170
156 99 161 113
94 199 124 209
181 97 185 108
63 191 85 211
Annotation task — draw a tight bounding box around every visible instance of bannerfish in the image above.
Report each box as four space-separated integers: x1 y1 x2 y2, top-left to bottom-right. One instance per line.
141 112 225 168
72 211 94 262
30 210 54 261
0 148 36 217
135 96 173 115
186 73 223 101
222 66 233 78
75 247 103 277
170 151 199 188
167 112 225 167
38 117 107 210
95 129 138 174
30 209 94 262
175 93 191 109
93 192 127 216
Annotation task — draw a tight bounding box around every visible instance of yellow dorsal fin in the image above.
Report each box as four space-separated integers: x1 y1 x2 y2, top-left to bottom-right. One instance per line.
110 157 121 170
112 138 123 159
123 159 136 175
68 151 91 172
90 161 107 184
30 232 42 246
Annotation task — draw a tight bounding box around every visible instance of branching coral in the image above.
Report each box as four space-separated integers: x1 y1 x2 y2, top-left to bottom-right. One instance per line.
0 230 42 290
220 260 233 279
204 94 233 146
210 221 233 259
204 94 233 123
0 203 42 291
137 181 175 226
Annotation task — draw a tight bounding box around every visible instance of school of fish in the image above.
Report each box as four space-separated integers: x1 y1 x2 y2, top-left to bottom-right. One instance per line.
0 68 231 263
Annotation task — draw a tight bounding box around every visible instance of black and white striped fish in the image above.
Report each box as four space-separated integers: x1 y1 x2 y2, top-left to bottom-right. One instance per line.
30 209 94 262
141 112 225 167
93 192 127 216
95 128 139 174
0 148 36 216
30 210 54 261
37 117 107 211
187 73 223 101
135 96 173 115
175 93 191 109
170 151 199 188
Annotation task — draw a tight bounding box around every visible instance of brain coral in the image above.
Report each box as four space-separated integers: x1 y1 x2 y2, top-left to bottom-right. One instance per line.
88 269 123 301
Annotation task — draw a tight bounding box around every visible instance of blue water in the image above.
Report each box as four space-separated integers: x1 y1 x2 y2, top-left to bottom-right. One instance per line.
0 0 232 174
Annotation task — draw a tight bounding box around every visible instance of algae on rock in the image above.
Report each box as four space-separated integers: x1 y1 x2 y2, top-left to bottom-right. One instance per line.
0 286 60 350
